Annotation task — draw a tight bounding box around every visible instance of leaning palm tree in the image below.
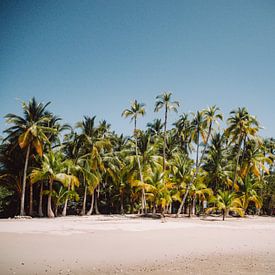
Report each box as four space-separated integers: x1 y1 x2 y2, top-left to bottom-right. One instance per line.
4 98 53 216
206 190 244 220
154 92 179 171
30 150 79 218
122 100 147 213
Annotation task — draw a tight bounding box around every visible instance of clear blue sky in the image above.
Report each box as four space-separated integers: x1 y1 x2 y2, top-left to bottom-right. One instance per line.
0 0 274 137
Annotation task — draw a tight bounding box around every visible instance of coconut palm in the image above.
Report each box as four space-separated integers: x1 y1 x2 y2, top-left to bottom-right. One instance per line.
4 98 54 216
143 165 173 215
206 190 244 220
226 107 260 190
30 150 79 218
203 133 230 191
122 100 147 213
173 113 193 154
154 92 179 171
61 159 80 216
147 119 164 136
189 176 213 215
238 176 262 214
177 108 222 216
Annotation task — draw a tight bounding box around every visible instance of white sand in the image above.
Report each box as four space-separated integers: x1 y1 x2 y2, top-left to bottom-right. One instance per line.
0 215 274 274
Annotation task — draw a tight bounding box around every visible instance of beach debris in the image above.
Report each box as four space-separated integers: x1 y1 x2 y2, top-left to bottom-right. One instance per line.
14 216 32 219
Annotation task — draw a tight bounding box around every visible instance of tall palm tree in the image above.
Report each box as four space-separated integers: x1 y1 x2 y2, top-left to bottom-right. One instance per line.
174 113 192 155
154 92 179 171
177 107 223 216
200 106 223 166
4 98 53 216
122 100 147 213
203 133 229 192
226 107 260 191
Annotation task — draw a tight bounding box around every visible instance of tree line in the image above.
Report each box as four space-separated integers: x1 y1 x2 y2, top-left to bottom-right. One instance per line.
0 94 274 220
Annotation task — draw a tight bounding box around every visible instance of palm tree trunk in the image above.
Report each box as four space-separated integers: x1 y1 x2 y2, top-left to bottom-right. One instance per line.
192 197 196 215
168 203 172 214
86 193 95 215
29 183 33 216
134 118 146 214
38 182 44 217
232 137 243 191
54 205 58 217
198 124 212 167
120 191 124 214
80 184 87 216
163 106 167 171
153 203 156 214
94 189 100 214
20 144 30 216
62 198 68 216
47 178 55 218
176 124 213 217
222 209 225 221
62 185 70 217
195 128 200 168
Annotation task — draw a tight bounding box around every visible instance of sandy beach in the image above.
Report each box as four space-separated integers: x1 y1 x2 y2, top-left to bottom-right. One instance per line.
0 215 274 274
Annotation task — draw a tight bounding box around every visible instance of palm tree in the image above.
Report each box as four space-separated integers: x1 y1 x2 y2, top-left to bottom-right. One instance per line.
200 106 223 166
189 176 213 215
154 92 179 171
177 108 222 216
30 151 79 218
61 159 80 216
0 142 25 216
206 190 244 220
144 165 167 214
203 133 230 191
226 107 260 191
147 119 164 136
122 100 147 213
238 176 262 214
75 116 102 215
174 113 192 154
4 98 53 216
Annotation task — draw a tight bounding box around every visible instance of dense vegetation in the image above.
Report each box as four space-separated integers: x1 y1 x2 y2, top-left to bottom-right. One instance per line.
0 94 274 219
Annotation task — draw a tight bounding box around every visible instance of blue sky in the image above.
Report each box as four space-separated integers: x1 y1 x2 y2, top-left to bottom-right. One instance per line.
0 0 275 137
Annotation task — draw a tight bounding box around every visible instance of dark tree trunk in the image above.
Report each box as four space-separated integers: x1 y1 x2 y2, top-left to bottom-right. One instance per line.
29 183 33 216
120 192 124 214
94 189 100 215
38 182 44 217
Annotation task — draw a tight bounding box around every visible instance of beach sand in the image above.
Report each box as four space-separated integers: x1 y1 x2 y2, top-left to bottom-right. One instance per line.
0 215 274 274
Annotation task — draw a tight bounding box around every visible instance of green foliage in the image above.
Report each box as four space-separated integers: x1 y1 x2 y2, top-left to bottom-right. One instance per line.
0 96 274 218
